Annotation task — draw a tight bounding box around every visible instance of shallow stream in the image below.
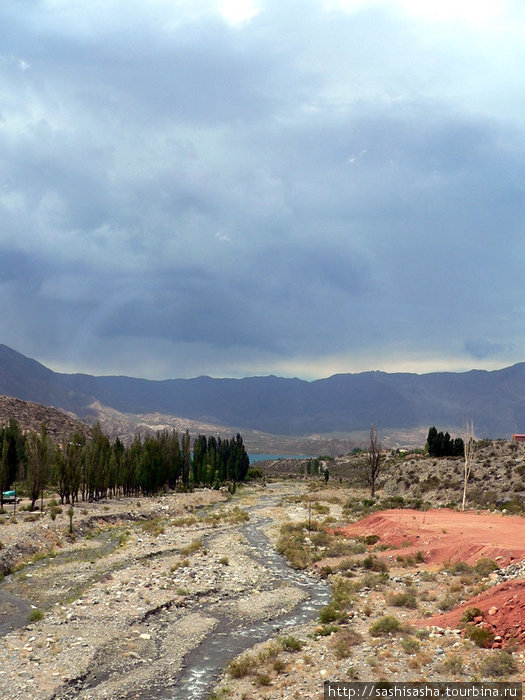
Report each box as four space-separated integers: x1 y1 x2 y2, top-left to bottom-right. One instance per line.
170 492 331 699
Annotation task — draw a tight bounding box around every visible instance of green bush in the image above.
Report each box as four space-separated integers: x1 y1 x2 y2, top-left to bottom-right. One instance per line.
319 603 339 624
364 534 380 545
316 624 339 636
369 615 404 636
450 561 473 575
229 655 255 678
362 554 388 572
474 558 499 576
401 637 420 654
479 651 518 677
463 624 494 648
28 608 44 623
389 591 418 609
279 635 304 652
460 607 483 624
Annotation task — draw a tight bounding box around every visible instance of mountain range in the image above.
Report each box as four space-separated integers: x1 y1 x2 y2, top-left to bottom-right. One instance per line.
0 344 524 437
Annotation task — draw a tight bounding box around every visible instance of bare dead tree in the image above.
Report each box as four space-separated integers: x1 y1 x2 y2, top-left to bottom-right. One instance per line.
366 424 382 497
461 420 474 511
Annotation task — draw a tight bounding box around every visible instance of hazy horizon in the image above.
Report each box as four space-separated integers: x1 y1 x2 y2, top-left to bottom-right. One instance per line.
6 342 521 383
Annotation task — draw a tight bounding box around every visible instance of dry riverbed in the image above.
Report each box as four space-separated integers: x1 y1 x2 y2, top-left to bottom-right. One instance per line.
1 481 524 700
0 482 328 699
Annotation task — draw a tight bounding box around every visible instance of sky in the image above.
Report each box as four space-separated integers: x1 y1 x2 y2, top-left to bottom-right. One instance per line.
1 0 525 380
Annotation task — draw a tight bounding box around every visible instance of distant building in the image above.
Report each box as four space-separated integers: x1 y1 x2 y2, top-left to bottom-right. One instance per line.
512 434 525 442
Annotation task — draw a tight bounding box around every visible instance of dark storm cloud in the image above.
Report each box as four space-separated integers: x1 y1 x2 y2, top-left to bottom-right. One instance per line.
464 339 506 361
1 0 525 378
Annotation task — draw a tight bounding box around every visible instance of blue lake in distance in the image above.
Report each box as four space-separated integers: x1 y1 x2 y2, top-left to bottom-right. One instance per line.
249 453 314 462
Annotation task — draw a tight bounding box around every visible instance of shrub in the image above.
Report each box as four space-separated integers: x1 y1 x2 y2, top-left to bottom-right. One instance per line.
479 651 518 678
179 538 203 555
319 603 339 624
369 615 403 636
246 466 264 480
141 518 165 537
358 572 389 590
229 655 255 678
276 522 310 569
365 534 380 545
401 637 420 655
331 628 363 658
463 624 494 648
316 624 339 636
279 635 304 652
273 658 286 673
450 561 473 575
389 591 418 608
474 558 499 576
362 554 388 572
460 607 483 624
443 655 464 674
28 608 44 623
438 594 459 611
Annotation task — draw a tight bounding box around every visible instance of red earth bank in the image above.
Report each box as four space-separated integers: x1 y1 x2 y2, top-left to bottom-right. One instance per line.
338 508 525 647
338 508 525 566
419 579 525 648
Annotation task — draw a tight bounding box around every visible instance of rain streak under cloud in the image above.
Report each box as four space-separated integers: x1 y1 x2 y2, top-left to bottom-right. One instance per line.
1 0 525 380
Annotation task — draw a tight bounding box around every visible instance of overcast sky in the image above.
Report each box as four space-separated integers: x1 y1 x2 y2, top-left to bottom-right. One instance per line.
1 0 525 380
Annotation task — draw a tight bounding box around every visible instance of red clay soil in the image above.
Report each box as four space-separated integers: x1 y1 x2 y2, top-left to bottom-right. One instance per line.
338 508 525 566
418 579 525 648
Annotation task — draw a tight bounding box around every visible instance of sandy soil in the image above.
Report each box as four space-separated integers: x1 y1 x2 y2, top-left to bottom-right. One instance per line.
337 508 525 566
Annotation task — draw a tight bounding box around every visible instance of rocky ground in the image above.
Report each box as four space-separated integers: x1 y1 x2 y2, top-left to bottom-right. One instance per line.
261 439 525 513
0 480 524 700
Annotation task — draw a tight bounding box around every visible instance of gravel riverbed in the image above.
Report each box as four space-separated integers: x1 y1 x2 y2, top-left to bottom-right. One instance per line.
1 482 524 700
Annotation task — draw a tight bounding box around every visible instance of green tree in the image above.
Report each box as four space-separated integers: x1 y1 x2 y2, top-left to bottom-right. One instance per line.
366 424 382 497
26 424 53 510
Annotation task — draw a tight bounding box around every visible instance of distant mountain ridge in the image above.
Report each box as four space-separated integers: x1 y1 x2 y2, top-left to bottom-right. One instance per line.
0 344 524 437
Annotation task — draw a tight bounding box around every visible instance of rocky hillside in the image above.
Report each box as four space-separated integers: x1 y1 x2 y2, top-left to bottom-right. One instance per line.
0 395 90 441
262 439 525 512
378 439 525 510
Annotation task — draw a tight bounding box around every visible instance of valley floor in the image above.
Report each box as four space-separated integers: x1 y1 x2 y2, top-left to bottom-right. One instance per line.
0 481 524 699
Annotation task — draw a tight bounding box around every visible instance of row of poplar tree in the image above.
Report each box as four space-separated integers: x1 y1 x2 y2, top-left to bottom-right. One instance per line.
0 419 250 509
426 426 464 457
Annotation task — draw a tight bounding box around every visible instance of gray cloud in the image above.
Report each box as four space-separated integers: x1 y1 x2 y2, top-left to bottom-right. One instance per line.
1 0 525 378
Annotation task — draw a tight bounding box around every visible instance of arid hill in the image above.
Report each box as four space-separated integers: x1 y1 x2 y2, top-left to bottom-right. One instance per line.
0 395 90 441
261 439 525 511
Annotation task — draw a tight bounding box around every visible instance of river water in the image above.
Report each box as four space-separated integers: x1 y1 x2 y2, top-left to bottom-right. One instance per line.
170 491 331 699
